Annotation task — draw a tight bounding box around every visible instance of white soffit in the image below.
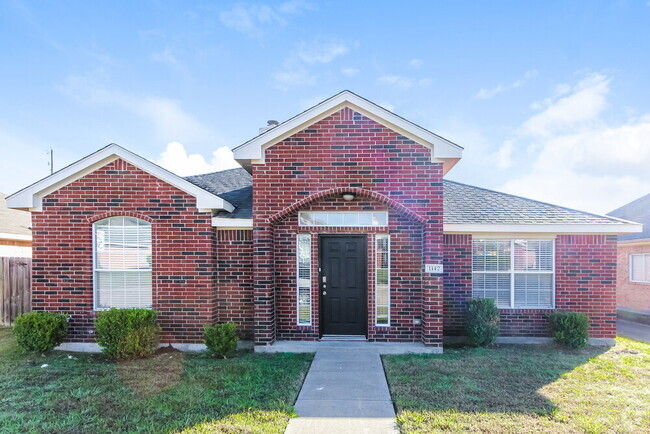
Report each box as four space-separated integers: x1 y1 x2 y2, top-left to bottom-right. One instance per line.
6 144 234 213
444 223 644 234
232 90 463 168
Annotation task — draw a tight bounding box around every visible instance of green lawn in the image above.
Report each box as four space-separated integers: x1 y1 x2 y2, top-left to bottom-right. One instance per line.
383 338 650 433
0 327 312 433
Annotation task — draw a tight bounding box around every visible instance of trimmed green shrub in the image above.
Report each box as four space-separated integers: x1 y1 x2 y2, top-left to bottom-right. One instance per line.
466 298 500 347
204 322 238 358
13 312 69 353
95 308 160 359
548 311 589 349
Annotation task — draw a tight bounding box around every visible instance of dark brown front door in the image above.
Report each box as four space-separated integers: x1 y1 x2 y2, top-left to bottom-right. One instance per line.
319 235 367 336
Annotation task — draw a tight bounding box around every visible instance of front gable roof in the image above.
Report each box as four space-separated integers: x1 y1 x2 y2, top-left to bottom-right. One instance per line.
6 144 234 213
232 90 464 174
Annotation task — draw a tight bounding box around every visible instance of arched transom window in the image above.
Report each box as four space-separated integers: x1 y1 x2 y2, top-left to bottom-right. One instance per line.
93 216 152 309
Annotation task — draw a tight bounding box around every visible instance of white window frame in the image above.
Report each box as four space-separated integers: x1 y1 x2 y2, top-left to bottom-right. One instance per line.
375 234 391 326
630 253 650 283
296 234 312 325
472 239 556 309
92 217 153 311
298 211 388 227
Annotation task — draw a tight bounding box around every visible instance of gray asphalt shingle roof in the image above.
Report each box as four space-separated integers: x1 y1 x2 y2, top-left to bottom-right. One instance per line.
185 168 252 219
185 169 629 226
443 180 625 225
607 193 650 241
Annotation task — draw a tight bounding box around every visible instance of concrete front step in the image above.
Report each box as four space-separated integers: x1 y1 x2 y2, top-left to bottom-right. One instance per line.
255 340 443 354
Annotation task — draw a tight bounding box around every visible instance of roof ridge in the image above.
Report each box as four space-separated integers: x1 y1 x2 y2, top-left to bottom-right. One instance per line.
443 179 628 224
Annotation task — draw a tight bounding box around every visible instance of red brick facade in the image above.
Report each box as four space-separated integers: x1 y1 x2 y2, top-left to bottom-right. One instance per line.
272 197 424 342
443 233 618 338
216 229 254 339
252 107 444 346
31 159 216 343
27 107 621 347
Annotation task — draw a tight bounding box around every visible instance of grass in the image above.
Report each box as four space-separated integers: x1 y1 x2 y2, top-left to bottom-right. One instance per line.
0 327 312 433
383 338 650 433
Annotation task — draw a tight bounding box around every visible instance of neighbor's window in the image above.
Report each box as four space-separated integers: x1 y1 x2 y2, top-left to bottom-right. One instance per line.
297 234 312 325
472 239 554 308
375 234 390 325
299 211 388 227
630 253 650 283
94 217 152 309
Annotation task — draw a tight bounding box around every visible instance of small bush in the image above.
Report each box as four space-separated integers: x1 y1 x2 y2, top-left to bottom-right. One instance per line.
548 311 589 349
13 312 69 353
466 298 500 347
204 323 238 358
95 308 160 359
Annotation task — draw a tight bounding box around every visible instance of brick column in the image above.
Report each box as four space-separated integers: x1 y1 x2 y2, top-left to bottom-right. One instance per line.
253 223 276 345
421 222 444 347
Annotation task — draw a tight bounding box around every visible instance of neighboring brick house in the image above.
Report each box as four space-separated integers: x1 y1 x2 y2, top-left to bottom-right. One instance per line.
608 194 650 321
7 91 642 351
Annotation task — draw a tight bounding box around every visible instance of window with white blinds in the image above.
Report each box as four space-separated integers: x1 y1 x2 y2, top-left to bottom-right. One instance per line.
472 239 554 309
297 234 312 325
94 217 152 309
375 235 390 326
630 253 650 283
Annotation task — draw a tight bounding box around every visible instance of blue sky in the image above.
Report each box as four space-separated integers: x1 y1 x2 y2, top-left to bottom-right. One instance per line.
1 0 649 214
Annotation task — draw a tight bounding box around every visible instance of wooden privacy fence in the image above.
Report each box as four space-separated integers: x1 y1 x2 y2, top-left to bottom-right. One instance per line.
0 257 31 325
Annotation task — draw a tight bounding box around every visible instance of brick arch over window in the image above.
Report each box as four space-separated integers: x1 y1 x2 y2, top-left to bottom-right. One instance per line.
86 211 155 224
266 187 427 225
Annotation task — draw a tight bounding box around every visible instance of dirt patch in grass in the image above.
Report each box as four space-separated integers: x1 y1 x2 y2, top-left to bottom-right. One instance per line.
383 339 650 433
0 327 313 433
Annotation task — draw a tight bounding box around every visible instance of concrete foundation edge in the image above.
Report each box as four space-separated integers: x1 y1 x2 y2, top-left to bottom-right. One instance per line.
253 341 444 354
55 341 254 353
444 335 615 346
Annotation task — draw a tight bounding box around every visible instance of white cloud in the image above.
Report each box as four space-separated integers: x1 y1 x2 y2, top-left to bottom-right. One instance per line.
272 68 315 87
407 58 423 69
273 39 356 88
475 70 538 99
376 75 431 89
496 73 650 214
341 67 359 77
150 48 185 74
156 142 240 176
59 74 213 144
520 73 608 137
219 1 313 37
296 40 351 64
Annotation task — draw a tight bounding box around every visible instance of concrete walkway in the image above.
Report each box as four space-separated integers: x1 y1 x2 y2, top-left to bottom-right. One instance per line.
285 349 397 434
617 319 650 343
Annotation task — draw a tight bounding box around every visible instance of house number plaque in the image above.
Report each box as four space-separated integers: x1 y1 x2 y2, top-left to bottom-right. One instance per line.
424 264 444 274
